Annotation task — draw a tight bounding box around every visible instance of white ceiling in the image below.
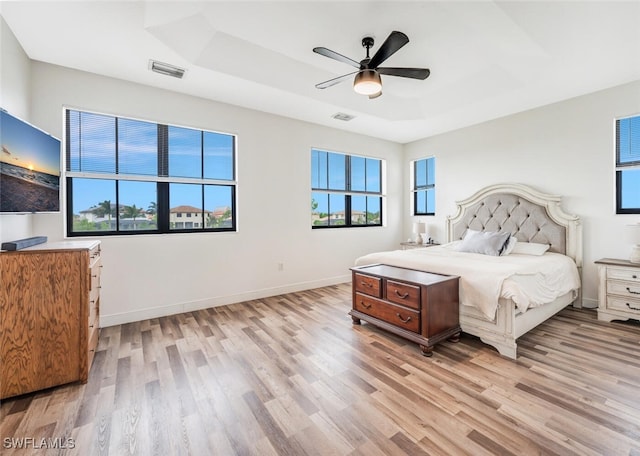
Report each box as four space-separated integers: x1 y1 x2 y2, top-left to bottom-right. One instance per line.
2 1 640 144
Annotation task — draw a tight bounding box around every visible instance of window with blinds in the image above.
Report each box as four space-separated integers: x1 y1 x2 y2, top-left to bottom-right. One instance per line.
65 109 236 235
616 115 640 214
412 157 435 216
311 148 383 227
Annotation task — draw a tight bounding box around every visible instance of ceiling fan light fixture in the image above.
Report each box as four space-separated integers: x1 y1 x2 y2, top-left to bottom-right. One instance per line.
353 70 382 95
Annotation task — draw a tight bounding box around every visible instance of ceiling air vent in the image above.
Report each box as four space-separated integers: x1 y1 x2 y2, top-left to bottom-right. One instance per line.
149 60 186 79
332 112 355 121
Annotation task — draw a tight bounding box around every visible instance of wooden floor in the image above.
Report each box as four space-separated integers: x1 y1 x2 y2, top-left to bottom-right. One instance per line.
2 283 640 455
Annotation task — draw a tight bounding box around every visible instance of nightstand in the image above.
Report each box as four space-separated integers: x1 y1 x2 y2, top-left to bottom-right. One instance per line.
400 242 440 250
595 258 640 323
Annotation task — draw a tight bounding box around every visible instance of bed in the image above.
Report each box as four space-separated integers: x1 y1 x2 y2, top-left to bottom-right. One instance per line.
354 183 582 359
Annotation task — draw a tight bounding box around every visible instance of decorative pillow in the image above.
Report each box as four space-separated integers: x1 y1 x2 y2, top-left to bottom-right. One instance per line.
510 242 550 255
454 230 511 256
500 236 518 256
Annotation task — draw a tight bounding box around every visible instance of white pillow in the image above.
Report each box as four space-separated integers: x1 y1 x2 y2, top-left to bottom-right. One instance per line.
500 236 517 256
454 230 510 256
511 242 550 256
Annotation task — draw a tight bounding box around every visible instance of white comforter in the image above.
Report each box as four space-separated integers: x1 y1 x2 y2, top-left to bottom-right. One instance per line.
354 244 581 320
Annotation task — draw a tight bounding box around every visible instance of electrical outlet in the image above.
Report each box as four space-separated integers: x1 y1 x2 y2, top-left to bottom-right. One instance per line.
277 262 284 271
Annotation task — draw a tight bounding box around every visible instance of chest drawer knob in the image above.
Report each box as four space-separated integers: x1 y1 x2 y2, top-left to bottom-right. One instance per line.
396 313 412 323
627 302 640 311
394 289 409 299
626 287 640 295
360 300 372 309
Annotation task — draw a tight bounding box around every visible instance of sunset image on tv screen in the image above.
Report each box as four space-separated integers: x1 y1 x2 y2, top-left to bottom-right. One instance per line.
1 110 61 212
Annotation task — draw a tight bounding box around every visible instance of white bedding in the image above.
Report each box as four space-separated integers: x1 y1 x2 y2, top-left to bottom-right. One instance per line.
354 243 581 320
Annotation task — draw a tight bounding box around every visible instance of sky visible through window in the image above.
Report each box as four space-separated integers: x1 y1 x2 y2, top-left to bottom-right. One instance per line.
311 149 382 226
68 112 234 214
618 116 640 210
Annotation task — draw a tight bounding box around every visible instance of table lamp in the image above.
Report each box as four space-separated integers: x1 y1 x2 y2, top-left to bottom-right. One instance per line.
412 222 426 244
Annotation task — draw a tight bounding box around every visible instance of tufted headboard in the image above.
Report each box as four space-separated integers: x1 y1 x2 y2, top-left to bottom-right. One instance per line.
446 183 582 267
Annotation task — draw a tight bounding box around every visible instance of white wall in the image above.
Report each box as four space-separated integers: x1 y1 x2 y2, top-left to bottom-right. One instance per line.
8 16 640 319
28 62 403 325
0 15 33 241
404 80 640 307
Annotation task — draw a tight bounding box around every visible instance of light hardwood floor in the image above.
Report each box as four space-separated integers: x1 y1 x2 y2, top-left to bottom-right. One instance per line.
1 283 640 455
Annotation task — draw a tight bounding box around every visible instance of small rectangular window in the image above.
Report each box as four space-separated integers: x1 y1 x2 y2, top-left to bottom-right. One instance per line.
616 115 640 214
412 157 435 215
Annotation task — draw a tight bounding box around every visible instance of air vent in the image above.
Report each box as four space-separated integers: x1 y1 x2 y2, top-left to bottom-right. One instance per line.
332 112 355 121
149 60 186 79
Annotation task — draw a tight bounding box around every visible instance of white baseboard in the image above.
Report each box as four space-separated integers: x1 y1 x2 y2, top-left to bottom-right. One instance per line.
100 274 351 327
581 297 598 309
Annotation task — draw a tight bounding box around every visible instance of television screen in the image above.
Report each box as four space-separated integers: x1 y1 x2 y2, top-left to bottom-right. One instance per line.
1 110 61 213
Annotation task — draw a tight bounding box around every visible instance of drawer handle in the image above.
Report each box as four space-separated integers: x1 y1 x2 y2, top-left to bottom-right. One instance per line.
626 287 640 295
633 274 638 279
396 313 412 323
360 281 373 288
92 274 98 278
626 302 640 311
393 289 409 299
360 300 372 309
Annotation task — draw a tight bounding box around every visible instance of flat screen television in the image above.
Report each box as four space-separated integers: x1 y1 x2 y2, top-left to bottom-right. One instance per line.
1 109 61 213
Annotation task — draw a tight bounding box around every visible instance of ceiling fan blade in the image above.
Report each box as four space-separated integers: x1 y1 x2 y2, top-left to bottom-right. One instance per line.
315 71 359 89
377 67 430 80
313 47 361 69
368 31 409 69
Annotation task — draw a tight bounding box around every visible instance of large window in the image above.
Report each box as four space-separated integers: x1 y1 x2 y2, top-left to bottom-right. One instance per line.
412 157 435 215
616 115 640 214
65 109 236 235
311 149 383 227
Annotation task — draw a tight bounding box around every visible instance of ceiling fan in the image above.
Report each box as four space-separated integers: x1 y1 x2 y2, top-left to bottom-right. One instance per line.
313 31 430 99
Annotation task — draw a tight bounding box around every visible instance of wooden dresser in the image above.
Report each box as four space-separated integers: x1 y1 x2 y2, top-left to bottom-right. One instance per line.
350 264 460 356
595 258 640 323
0 240 101 399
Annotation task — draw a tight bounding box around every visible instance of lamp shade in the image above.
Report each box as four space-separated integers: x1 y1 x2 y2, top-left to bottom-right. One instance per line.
353 70 382 95
412 222 426 244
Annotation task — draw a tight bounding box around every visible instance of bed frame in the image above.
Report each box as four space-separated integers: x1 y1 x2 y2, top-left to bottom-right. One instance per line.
446 183 582 359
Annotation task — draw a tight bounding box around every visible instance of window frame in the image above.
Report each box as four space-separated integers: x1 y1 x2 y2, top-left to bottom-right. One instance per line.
615 114 640 214
311 148 384 229
412 157 435 216
64 108 237 236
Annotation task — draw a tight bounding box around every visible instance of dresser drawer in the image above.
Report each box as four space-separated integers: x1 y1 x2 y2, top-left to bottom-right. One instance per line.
89 295 99 329
386 280 420 309
354 293 420 333
606 280 640 298
606 295 640 314
607 266 640 283
354 273 381 298
89 244 101 268
87 325 99 374
89 255 101 289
